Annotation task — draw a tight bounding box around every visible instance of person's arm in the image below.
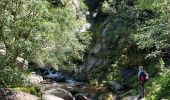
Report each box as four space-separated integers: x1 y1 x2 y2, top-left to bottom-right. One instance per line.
138 72 140 80
144 71 148 76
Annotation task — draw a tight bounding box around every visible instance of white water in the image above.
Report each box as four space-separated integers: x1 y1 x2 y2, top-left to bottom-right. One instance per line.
79 23 91 33
93 43 102 54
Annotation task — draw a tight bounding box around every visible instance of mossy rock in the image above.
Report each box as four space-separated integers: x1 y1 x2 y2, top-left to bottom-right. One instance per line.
14 85 41 97
98 93 116 100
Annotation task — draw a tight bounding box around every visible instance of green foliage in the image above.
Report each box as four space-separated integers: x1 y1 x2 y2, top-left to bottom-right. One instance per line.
14 85 41 97
101 0 116 14
33 3 92 71
146 69 170 100
0 66 25 87
0 0 92 86
0 0 46 87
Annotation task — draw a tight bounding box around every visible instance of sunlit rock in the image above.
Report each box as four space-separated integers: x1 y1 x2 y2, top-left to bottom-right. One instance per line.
16 57 28 70
80 23 91 33
43 94 64 100
15 92 39 100
27 72 43 85
44 87 73 100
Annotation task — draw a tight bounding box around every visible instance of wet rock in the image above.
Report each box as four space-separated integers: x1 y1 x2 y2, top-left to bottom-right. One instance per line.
75 93 90 100
43 94 64 100
124 96 141 100
108 81 121 90
28 61 41 72
27 72 43 85
0 88 15 100
86 57 97 71
98 93 116 100
16 57 28 70
66 86 79 95
15 92 39 100
102 24 110 37
43 70 66 82
0 89 39 100
44 87 73 100
95 59 103 66
75 82 86 88
79 23 91 33
93 44 102 54
118 83 130 91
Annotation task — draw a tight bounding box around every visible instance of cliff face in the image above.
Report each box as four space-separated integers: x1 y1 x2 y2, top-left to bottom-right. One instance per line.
77 0 170 83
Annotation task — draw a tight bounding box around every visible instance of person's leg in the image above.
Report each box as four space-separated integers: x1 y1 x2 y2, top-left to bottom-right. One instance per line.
138 81 142 99
142 82 144 98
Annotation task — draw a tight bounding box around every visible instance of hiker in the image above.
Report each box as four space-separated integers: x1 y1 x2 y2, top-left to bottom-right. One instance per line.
138 66 149 98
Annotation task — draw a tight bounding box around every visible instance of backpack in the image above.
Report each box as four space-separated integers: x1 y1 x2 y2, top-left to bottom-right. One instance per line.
139 71 149 82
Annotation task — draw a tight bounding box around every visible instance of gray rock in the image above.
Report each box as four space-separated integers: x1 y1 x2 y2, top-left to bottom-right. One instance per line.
27 72 43 85
15 92 39 100
93 43 102 54
124 96 143 100
95 59 103 66
86 57 97 71
98 93 116 100
79 23 91 33
43 94 64 100
75 93 90 100
0 88 15 100
0 89 39 100
16 57 28 70
44 88 73 100
108 81 122 90
0 49 6 56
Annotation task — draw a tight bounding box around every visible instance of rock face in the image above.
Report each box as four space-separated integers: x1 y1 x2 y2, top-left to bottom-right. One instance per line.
43 94 64 100
16 57 28 70
79 17 113 74
15 92 39 100
27 72 43 85
44 88 73 100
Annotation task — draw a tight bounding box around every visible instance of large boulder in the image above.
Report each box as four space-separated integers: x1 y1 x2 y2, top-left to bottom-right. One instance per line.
43 94 64 100
16 57 28 70
44 88 73 100
15 92 39 100
75 93 90 100
27 72 43 85
0 89 38 100
0 88 15 100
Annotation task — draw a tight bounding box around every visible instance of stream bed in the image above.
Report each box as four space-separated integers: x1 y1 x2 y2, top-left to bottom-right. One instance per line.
40 70 117 100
